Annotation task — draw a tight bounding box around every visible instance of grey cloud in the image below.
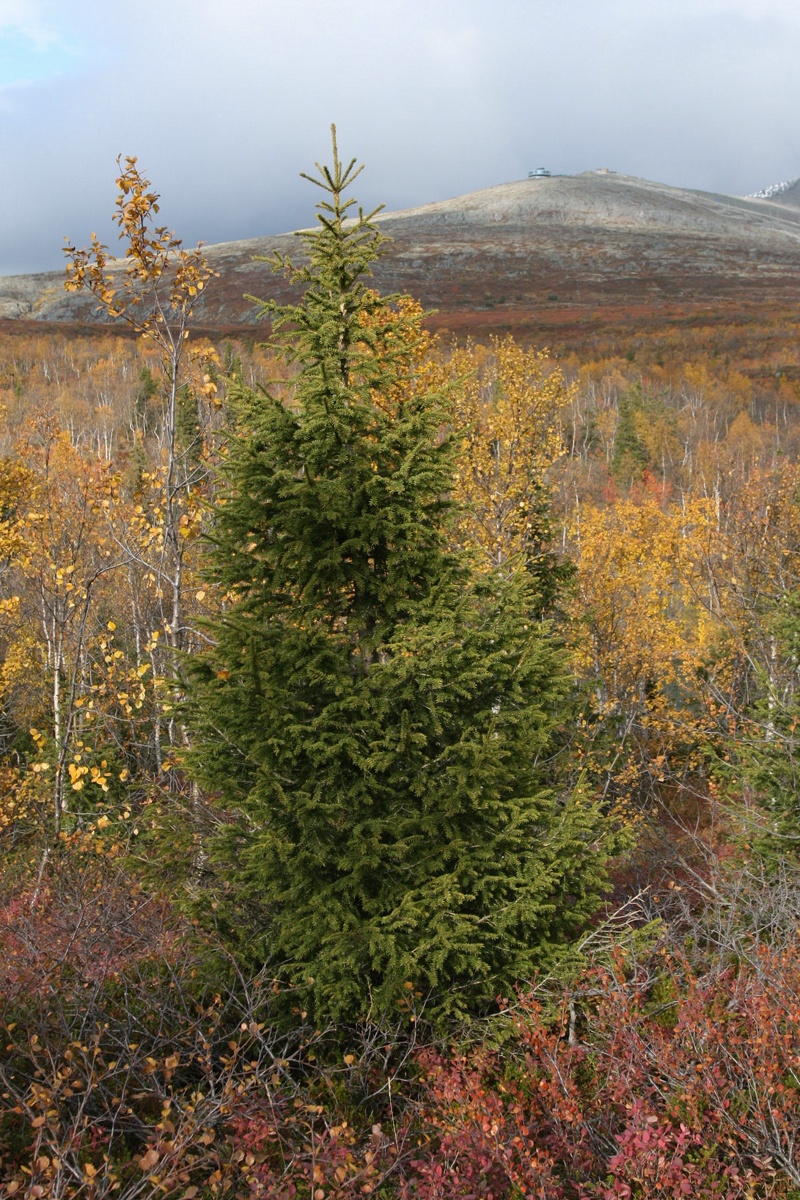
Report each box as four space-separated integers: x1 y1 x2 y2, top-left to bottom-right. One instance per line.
2 0 800 273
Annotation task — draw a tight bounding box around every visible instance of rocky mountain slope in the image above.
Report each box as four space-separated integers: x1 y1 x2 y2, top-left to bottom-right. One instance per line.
3 170 800 326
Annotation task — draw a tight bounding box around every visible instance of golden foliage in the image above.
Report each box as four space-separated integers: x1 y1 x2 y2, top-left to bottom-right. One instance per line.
451 337 574 571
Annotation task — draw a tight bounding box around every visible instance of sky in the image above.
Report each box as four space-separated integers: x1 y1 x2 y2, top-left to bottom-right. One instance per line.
1 0 800 274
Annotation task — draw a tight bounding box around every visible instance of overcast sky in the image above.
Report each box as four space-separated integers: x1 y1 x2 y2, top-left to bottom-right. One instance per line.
1 0 799 274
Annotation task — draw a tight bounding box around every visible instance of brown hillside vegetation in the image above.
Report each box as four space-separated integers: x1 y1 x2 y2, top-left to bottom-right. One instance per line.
5 168 800 325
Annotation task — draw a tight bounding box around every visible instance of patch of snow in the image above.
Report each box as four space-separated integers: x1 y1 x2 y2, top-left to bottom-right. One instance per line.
747 179 795 200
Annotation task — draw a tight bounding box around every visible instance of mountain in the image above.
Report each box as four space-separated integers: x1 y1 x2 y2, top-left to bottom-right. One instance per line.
4 170 800 328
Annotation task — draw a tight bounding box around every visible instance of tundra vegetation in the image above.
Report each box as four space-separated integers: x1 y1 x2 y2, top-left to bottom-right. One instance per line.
2 134 800 1196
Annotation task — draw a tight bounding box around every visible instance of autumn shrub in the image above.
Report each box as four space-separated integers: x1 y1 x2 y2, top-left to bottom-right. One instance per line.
402 928 800 1199
0 852 266 1194
9 851 800 1200
0 847 428 1197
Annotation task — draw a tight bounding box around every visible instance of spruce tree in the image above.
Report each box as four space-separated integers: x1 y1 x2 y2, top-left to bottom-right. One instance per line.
732 593 800 860
187 129 610 1023
612 385 648 486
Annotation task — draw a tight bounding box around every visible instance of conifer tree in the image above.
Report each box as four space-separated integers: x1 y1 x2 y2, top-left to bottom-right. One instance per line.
732 593 800 860
612 385 648 486
187 129 611 1023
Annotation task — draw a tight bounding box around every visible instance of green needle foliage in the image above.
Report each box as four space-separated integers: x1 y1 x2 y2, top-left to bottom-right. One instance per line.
186 128 611 1024
731 593 800 861
612 384 649 486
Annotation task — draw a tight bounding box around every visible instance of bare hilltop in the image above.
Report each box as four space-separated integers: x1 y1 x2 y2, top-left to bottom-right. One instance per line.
3 169 800 329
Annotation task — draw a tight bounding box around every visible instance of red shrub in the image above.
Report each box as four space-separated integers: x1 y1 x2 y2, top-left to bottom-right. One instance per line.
403 947 800 1198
